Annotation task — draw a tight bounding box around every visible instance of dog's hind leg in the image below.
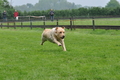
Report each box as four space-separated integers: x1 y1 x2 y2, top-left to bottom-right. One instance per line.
41 37 47 45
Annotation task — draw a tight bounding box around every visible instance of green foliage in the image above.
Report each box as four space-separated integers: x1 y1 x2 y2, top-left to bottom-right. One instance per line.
0 29 120 80
0 0 9 8
14 0 79 12
12 0 120 18
0 0 15 19
105 0 120 8
20 7 120 18
108 7 120 15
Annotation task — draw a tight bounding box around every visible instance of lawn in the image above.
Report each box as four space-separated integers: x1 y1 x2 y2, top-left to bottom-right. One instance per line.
0 28 120 80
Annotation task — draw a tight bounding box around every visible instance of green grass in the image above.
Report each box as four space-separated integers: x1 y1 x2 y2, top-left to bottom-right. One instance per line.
73 18 120 25
0 28 120 80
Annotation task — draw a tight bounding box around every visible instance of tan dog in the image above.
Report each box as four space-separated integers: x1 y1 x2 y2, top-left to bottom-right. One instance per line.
41 27 66 51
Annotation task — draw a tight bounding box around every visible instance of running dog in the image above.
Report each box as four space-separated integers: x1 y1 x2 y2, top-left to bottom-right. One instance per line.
41 27 66 51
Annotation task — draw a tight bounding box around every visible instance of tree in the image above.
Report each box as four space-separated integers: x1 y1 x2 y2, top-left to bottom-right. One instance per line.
14 0 80 12
0 0 14 19
0 0 9 9
105 0 120 8
26 3 33 8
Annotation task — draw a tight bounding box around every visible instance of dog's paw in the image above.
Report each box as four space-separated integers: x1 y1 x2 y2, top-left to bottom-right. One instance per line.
41 43 43 45
63 49 66 51
59 44 62 46
58 43 62 46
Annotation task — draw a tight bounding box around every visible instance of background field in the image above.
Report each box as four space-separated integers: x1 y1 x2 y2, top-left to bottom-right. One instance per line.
0 28 120 80
2 18 120 26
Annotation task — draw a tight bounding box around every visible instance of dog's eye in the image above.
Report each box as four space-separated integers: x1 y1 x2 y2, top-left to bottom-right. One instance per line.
60 32 62 33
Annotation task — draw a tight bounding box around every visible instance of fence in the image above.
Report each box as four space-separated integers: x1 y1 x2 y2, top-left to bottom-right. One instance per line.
0 16 120 30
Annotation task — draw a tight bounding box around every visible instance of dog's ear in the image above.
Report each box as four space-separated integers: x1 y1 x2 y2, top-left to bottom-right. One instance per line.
55 27 58 30
62 26 65 29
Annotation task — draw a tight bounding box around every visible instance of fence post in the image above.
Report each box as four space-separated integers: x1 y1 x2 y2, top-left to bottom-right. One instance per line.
92 17 95 31
70 18 72 30
43 19 46 29
30 21 32 29
14 21 16 29
72 17 75 30
56 18 59 26
21 20 23 29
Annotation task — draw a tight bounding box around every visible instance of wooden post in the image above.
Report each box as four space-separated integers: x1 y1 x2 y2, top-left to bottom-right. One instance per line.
21 21 23 29
92 17 95 31
14 21 16 29
56 19 59 26
43 19 46 29
30 21 32 29
70 18 72 30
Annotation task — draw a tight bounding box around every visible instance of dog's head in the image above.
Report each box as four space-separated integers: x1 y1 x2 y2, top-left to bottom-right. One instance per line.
55 27 65 39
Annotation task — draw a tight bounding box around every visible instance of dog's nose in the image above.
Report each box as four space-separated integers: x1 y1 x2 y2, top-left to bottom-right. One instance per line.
61 36 65 39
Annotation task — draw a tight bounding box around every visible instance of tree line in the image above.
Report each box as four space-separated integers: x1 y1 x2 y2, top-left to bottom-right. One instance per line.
14 0 120 12
14 0 81 12
0 0 120 19
1 7 120 19
20 7 120 18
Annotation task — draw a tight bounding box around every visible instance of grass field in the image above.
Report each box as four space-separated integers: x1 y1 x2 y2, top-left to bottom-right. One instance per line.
0 28 120 80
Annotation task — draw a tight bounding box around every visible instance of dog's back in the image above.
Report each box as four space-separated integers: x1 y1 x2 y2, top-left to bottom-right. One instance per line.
42 29 52 38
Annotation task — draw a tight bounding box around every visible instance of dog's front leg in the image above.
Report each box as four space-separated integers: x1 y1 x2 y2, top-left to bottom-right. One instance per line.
60 39 66 51
52 35 62 46
53 39 62 46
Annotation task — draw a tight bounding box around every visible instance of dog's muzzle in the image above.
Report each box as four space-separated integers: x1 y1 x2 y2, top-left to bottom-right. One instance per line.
61 36 65 39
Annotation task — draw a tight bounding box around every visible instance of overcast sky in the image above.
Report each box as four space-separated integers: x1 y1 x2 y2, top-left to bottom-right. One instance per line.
8 0 120 7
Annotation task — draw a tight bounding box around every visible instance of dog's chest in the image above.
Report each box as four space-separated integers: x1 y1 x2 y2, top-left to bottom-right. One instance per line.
47 35 60 43
48 38 55 43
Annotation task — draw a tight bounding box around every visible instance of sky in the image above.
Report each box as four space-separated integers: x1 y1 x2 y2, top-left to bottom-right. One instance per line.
8 0 120 7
